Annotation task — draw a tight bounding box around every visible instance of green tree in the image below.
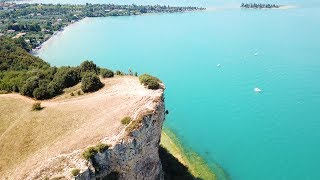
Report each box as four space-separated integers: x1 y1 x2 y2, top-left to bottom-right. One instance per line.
53 67 81 88
81 72 103 93
79 60 98 74
20 76 40 97
33 86 49 100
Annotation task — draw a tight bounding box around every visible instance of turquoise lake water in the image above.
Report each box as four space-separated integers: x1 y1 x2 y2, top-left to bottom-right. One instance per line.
34 0 320 179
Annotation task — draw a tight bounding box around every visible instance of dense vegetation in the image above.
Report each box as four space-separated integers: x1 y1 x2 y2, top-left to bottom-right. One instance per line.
0 37 107 99
0 3 205 50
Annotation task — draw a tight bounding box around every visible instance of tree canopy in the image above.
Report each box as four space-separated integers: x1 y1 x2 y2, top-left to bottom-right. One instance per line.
0 38 106 99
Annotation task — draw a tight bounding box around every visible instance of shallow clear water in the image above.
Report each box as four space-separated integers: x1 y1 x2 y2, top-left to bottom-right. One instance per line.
35 1 320 179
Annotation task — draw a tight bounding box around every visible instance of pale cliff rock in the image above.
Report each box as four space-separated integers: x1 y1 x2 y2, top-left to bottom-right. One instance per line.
83 101 165 180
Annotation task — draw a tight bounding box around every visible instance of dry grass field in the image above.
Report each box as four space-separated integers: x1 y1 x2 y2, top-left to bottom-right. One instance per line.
0 76 163 178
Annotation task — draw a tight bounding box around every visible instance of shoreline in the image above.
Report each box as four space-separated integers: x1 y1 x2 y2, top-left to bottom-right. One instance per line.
160 127 229 180
31 10 205 55
30 3 296 55
31 18 88 55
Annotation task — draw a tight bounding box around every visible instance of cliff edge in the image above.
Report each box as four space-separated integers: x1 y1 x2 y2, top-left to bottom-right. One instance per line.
0 76 165 179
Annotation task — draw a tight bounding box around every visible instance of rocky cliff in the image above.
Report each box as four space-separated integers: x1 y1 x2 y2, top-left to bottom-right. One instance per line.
81 100 165 180
0 77 166 180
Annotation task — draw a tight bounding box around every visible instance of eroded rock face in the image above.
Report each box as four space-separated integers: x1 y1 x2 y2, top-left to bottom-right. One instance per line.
82 100 165 180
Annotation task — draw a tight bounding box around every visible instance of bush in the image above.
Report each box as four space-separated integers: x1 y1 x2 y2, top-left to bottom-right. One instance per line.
115 70 124 76
100 68 114 78
96 143 109 153
147 79 160 90
121 116 132 125
32 102 43 111
71 168 80 177
70 92 74 96
79 60 98 74
125 120 141 133
82 143 109 160
82 146 98 160
138 74 161 90
81 72 103 93
125 112 153 134
77 90 82 95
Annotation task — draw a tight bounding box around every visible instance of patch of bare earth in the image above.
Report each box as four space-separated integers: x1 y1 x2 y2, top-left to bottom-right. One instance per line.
0 76 164 179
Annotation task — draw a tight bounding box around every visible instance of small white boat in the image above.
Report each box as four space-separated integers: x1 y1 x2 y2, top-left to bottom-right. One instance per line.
217 64 221 67
254 52 259 56
254 88 262 92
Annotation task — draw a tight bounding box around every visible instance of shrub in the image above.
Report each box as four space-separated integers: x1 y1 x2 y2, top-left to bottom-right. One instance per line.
115 70 124 76
96 143 109 153
134 72 138 77
82 146 98 160
147 79 160 90
100 68 114 78
125 120 141 133
32 102 43 111
125 111 153 134
70 92 74 96
82 143 110 160
77 90 82 95
79 60 98 74
81 72 103 93
71 168 80 177
121 116 132 125
138 74 161 90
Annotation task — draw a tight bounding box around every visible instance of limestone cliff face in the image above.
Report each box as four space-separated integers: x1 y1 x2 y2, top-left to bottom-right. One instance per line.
80 97 165 180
